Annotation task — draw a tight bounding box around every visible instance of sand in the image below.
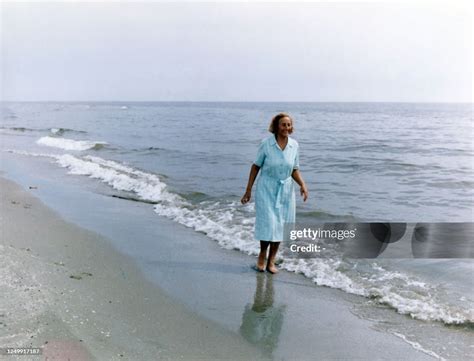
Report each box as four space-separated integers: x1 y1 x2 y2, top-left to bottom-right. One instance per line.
0 176 268 360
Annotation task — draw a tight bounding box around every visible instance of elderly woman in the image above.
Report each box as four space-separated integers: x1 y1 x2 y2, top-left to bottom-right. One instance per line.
241 113 308 274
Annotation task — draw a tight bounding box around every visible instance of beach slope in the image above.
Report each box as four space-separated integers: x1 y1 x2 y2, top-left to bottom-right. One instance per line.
0 176 268 360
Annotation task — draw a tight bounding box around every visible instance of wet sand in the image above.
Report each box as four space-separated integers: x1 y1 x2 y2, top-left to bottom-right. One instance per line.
0 176 268 360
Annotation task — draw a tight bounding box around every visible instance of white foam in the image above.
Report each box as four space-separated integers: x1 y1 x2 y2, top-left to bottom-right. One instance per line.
280 257 473 324
36 136 107 151
393 332 446 360
153 200 258 255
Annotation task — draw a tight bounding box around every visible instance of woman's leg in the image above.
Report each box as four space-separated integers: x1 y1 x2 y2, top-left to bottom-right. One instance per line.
266 242 280 274
257 241 270 271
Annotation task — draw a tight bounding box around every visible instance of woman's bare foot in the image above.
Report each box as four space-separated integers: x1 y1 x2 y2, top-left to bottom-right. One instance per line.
256 252 266 272
266 263 279 274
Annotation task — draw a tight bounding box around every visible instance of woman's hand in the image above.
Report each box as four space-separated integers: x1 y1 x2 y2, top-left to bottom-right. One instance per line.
241 191 252 204
292 170 308 202
300 185 309 202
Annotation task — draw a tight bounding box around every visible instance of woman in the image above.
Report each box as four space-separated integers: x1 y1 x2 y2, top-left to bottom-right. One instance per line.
241 113 308 274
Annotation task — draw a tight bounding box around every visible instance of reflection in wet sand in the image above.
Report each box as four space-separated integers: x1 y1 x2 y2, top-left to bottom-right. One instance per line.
240 272 286 356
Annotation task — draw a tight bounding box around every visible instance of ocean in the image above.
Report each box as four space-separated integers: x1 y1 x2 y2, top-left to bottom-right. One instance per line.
1 101 473 357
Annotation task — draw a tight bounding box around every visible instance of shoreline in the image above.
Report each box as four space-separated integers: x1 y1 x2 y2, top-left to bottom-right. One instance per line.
0 175 269 360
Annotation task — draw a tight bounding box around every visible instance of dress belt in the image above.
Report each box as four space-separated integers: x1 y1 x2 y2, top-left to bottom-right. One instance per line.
274 176 293 209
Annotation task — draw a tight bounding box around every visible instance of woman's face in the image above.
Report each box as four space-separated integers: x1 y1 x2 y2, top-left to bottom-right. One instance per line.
277 117 292 137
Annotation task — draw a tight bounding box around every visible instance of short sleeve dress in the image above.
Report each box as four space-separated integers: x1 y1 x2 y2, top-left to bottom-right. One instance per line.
254 135 300 242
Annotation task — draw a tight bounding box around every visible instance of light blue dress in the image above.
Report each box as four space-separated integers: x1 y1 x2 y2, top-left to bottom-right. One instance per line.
254 135 299 242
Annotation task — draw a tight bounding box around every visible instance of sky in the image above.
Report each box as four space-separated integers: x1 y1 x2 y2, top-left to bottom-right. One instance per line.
1 1 472 102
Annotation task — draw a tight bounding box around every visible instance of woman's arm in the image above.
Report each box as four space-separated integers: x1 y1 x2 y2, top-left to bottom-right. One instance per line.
292 169 309 202
241 164 260 204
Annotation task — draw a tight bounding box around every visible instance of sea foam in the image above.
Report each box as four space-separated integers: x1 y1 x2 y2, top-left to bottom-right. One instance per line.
36 136 107 151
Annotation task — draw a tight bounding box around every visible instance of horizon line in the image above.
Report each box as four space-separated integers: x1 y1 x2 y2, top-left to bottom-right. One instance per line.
1 100 472 104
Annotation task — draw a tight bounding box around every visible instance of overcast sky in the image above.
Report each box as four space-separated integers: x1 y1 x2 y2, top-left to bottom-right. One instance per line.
1 1 472 102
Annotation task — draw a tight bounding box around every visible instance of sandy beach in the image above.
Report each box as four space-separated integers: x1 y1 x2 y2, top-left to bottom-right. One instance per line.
0 175 269 360
0 171 451 360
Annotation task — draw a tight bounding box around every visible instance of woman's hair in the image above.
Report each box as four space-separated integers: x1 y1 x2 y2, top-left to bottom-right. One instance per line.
268 113 294 134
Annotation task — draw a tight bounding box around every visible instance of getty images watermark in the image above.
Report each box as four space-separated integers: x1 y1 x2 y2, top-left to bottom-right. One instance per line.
281 222 474 259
